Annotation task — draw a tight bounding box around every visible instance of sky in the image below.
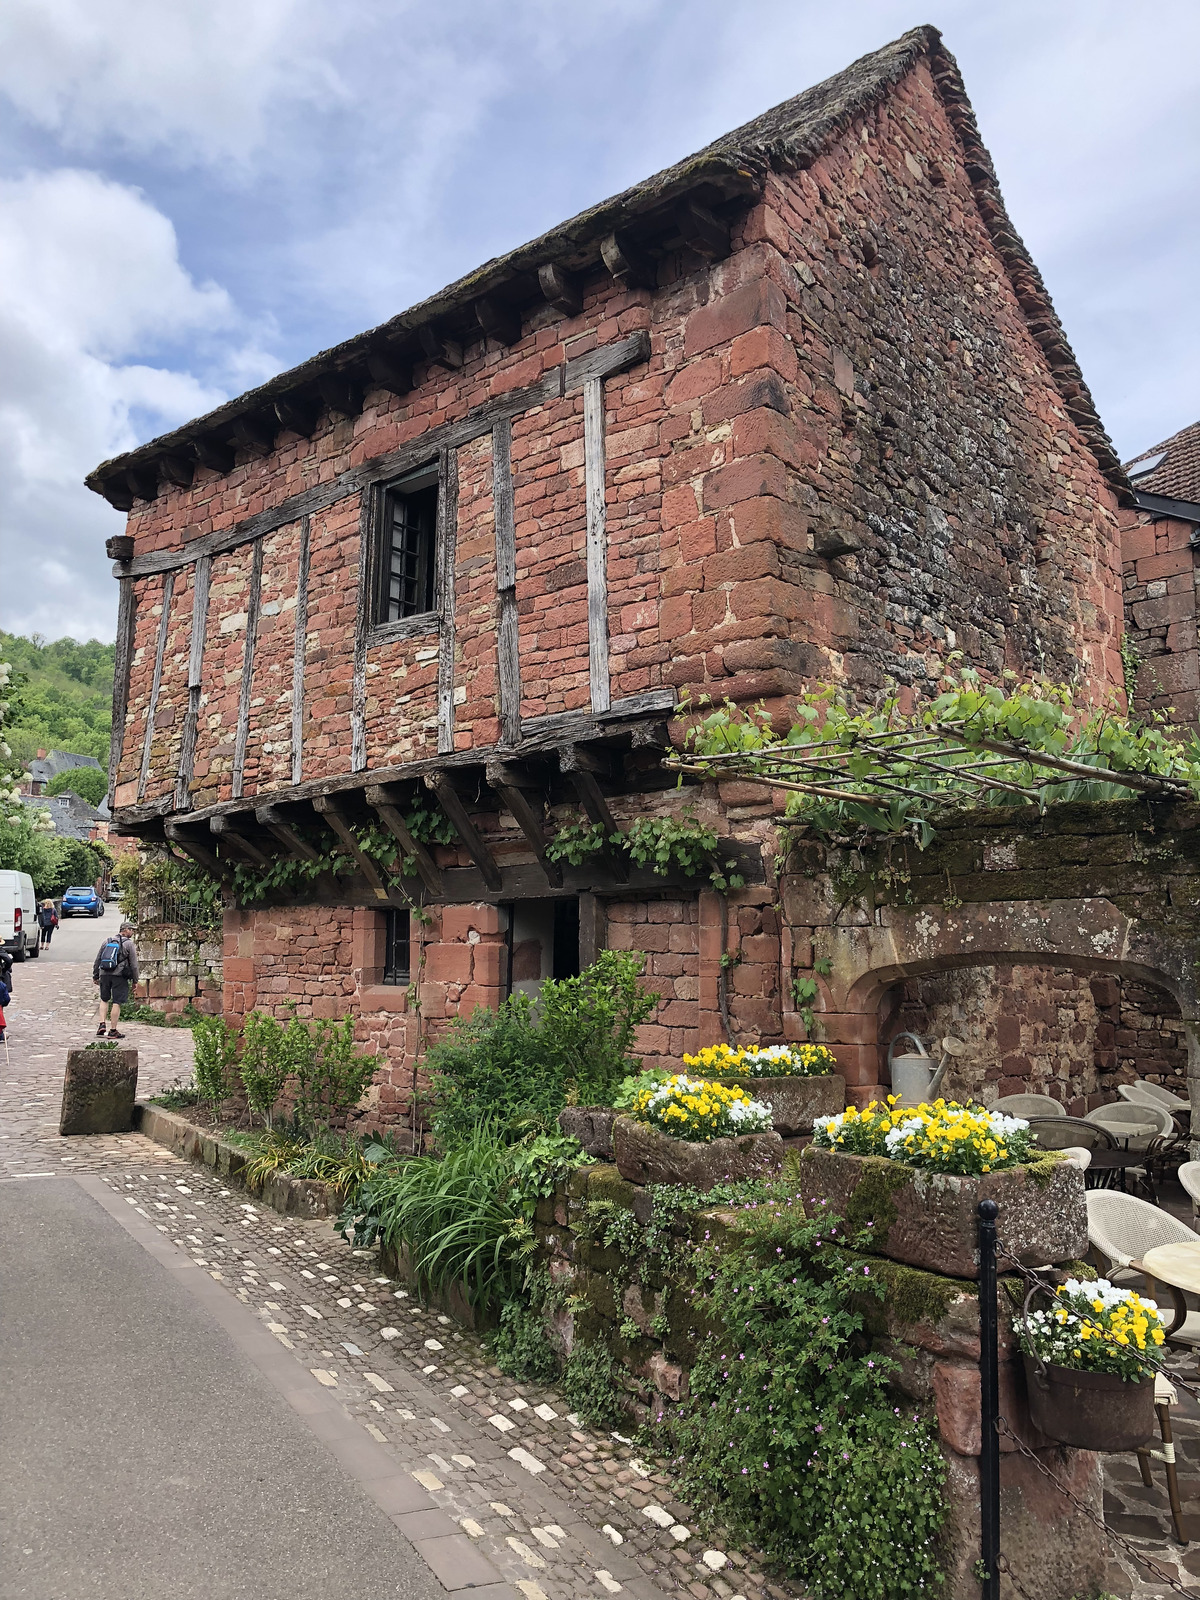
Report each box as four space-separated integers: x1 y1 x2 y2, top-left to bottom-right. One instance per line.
0 0 1197 645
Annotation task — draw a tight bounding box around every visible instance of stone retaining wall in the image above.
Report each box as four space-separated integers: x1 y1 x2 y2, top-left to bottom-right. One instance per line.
133 930 223 1016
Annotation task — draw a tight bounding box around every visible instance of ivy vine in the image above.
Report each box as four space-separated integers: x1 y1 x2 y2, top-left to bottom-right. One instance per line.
545 809 745 891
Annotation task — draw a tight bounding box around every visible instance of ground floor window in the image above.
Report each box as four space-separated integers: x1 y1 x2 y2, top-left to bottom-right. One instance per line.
383 907 411 985
504 897 580 999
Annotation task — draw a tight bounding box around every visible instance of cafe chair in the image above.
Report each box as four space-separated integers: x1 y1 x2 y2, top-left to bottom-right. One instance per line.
1085 1102 1173 1153
1136 1374 1189 1546
1119 1081 1190 1115
1025 1116 1115 1153
992 1093 1066 1117
1060 1146 1092 1171
1085 1191 1200 1350
1179 1161 1200 1222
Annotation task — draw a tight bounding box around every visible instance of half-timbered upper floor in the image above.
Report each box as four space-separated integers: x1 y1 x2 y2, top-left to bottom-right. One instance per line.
92 26 1132 877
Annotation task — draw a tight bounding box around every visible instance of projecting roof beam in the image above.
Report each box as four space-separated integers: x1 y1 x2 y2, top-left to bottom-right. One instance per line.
558 744 627 882
365 348 412 396
159 455 195 489
164 819 233 880
317 373 363 418
419 325 464 370
423 772 501 891
192 437 235 474
485 762 562 888
273 395 320 438
255 803 323 862
365 784 442 895
475 296 521 347
537 262 582 316
312 796 396 903
601 231 654 291
210 813 272 867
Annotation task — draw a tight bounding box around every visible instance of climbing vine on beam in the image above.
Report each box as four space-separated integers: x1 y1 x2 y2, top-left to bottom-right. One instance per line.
669 672 1200 846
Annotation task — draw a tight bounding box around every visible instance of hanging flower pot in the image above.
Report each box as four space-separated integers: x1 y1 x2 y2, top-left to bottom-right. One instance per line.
1022 1357 1154 1452
1017 1276 1164 1451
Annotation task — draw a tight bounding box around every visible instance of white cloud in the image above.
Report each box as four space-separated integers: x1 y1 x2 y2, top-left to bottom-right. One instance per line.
0 0 347 167
0 169 253 641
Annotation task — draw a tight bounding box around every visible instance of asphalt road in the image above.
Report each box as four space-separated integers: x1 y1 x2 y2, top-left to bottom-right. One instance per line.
0 1177 445 1600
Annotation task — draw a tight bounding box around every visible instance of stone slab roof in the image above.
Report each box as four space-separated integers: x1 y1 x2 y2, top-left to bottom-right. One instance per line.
1126 420 1200 505
86 23 1129 505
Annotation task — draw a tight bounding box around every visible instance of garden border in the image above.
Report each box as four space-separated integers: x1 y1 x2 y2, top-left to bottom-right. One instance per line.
134 1103 337 1218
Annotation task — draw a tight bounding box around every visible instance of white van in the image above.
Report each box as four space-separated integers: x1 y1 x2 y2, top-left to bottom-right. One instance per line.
0 871 39 962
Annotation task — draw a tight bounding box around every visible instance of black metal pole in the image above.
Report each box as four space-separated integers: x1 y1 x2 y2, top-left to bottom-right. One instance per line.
978 1198 1000 1600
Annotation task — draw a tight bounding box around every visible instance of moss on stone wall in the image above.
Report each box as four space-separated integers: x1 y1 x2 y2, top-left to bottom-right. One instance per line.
842 1155 915 1245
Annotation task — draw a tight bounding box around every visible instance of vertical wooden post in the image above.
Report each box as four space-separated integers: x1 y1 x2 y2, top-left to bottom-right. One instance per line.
232 538 263 799
137 571 174 802
583 375 610 713
492 416 521 745
351 492 373 772
108 575 137 806
175 554 210 811
291 514 310 786
437 446 460 755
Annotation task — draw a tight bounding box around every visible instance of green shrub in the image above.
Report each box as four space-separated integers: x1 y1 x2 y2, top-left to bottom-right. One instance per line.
563 1342 622 1428
669 1203 946 1600
239 1011 288 1126
429 950 659 1148
492 1294 561 1384
295 1015 380 1127
193 1015 239 1105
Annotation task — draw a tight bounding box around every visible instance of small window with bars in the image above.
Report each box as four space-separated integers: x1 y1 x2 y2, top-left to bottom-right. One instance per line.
383 908 411 986
377 466 438 623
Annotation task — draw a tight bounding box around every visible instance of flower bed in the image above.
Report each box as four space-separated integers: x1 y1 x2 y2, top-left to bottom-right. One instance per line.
684 1042 839 1078
813 1096 1035 1175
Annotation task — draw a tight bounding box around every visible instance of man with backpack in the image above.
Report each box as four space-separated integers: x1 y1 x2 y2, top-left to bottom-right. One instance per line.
93 922 139 1039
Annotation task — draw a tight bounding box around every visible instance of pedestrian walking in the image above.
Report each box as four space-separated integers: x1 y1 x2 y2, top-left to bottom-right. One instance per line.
0 964 9 1047
37 899 58 948
93 921 139 1039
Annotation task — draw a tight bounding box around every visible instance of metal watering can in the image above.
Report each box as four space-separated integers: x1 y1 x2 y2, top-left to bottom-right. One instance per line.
886 1032 965 1108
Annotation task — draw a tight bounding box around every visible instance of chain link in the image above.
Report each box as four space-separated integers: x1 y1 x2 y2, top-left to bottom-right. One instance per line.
995 1415 1193 1597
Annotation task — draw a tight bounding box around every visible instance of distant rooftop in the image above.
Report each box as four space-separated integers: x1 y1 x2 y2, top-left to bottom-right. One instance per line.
1125 420 1200 505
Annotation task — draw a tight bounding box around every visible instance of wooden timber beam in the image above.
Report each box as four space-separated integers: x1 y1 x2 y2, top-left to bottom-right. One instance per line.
97 477 134 512
125 464 160 503
676 197 730 260
537 262 582 317
165 820 232 880
229 414 275 454
365 784 442 896
255 803 323 862
423 773 502 891
192 436 235 474
474 296 521 347
558 744 627 882
159 454 195 489
419 325 463 370
365 347 412 396
317 373 363 418
311 795 394 904
600 231 654 291
273 395 320 437
485 761 562 888
210 813 272 867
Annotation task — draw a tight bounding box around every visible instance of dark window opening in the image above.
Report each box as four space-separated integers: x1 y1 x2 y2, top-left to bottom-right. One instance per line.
377 468 438 623
383 908 411 985
553 898 581 980
499 898 581 1000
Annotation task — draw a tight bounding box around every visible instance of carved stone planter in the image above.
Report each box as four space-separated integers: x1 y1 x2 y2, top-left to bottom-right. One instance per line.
558 1106 618 1159
798 1146 1087 1279
721 1073 845 1136
612 1115 783 1192
60 1047 139 1135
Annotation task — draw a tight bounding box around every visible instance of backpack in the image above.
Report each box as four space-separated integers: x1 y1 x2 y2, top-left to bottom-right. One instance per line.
98 937 125 974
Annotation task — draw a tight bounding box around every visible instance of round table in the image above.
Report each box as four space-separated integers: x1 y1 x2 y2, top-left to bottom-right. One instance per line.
1083 1149 1152 1194
1142 1240 1200 1296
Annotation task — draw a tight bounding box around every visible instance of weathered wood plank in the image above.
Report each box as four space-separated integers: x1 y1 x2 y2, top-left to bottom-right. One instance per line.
579 891 604 968
231 538 263 799
564 329 650 392
538 262 582 316
137 572 173 803
108 576 137 805
365 784 442 895
486 763 562 888
255 803 322 862
436 447 460 756
351 487 374 773
312 796 394 903
291 515 310 786
174 555 211 811
424 772 501 891
583 375 610 714
559 745 628 883
165 818 231 879
492 417 522 746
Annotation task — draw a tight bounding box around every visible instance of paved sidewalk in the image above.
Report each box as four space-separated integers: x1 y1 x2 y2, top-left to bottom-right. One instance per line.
3 937 1196 1598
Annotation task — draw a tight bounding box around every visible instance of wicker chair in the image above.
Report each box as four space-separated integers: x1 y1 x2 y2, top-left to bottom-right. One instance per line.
1085 1102 1173 1151
992 1094 1065 1118
1025 1116 1115 1153
1179 1160 1200 1221
1060 1146 1092 1171
1085 1191 1200 1344
1119 1081 1190 1115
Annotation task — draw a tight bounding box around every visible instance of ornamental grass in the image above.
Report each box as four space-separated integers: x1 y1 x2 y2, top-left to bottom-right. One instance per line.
630 1073 773 1142
1018 1277 1166 1381
683 1042 839 1078
812 1097 1036 1176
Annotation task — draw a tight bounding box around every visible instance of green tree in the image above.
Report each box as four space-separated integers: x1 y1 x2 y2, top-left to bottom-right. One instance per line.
46 767 108 806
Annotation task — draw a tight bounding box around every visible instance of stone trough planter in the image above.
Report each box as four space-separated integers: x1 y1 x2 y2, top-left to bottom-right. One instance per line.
798 1145 1087 1279
557 1106 618 1159
720 1073 845 1136
612 1115 783 1191
60 1046 139 1135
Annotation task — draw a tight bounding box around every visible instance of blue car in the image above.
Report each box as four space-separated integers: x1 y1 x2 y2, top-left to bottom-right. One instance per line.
61 886 104 917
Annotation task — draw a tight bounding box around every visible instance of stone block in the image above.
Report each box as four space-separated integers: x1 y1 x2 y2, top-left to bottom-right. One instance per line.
612 1116 783 1192
798 1147 1087 1279
60 1047 138 1135
557 1106 617 1158
722 1072 846 1135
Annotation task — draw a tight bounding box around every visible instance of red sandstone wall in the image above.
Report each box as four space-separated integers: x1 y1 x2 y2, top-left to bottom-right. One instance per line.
1120 506 1199 726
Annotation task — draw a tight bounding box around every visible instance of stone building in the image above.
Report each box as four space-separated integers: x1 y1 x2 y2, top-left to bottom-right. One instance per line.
1121 419 1200 727
89 25 1146 1122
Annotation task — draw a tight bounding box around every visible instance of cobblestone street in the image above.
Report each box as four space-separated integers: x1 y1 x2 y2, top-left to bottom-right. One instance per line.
3 929 1198 1597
